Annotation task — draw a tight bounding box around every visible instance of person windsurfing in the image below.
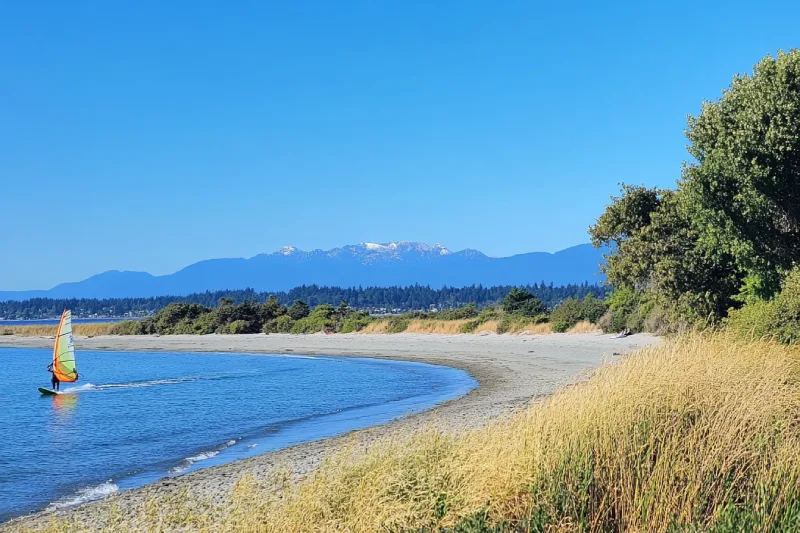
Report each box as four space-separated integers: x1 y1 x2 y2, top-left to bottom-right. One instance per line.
43 309 80 394
47 362 60 391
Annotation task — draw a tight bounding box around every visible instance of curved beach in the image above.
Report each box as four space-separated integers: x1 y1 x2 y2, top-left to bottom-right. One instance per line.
0 332 657 530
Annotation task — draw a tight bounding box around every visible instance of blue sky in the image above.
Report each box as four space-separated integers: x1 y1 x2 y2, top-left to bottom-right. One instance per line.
2 1 799 290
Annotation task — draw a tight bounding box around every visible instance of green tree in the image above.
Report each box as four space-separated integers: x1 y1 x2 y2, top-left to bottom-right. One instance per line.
288 300 310 320
682 50 800 299
502 288 546 317
591 186 742 324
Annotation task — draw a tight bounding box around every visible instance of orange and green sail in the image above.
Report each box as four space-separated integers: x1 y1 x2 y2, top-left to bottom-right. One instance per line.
53 309 78 383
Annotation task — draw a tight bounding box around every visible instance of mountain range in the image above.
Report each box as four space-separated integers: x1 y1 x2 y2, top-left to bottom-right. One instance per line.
0 242 607 301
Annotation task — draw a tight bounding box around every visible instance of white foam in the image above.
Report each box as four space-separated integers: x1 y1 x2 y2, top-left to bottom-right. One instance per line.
61 383 97 393
62 377 200 394
48 481 118 510
170 440 237 474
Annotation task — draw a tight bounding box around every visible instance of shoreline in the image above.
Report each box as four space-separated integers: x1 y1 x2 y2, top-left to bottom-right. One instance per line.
0 332 658 531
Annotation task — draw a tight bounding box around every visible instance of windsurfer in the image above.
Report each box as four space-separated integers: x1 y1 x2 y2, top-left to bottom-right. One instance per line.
46 363 60 391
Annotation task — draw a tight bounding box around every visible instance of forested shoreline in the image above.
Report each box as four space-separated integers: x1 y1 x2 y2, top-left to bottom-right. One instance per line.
0 283 607 320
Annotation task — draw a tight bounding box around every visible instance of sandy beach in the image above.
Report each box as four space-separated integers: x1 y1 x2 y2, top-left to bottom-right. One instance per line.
0 332 657 530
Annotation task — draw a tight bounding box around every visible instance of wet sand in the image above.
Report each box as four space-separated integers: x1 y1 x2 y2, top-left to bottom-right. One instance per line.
0 332 658 530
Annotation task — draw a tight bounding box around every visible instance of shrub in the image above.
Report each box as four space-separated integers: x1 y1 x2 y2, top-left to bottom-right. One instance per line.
292 305 335 334
476 306 500 322
579 294 607 323
109 320 146 335
264 315 295 334
550 298 583 332
288 300 311 321
496 316 512 334
598 286 651 333
340 312 372 333
217 320 251 334
150 303 210 334
386 316 411 334
503 288 546 317
435 304 478 321
459 320 479 334
727 267 800 344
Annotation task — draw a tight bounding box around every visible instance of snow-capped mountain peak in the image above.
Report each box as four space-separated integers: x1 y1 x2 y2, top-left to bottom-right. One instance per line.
277 246 298 256
270 241 458 264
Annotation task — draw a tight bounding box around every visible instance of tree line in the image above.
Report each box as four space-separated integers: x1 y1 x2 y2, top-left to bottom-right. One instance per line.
0 283 608 320
110 288 609 336
590 49 800 341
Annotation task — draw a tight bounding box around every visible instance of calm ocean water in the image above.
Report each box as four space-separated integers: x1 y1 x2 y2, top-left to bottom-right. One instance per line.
0 348 476 522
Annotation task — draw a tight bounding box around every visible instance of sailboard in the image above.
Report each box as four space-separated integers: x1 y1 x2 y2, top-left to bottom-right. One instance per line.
38 387 59 395
41 309 79 394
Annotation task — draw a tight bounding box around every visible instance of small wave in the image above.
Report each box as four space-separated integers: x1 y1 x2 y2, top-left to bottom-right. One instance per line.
48 481 119 510
170 440 238 474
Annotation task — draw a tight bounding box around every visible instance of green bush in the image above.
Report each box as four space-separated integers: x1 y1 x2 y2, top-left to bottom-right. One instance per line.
340 312 373 333
727 267 800 344
108 320 146 335
386 316 411 333
288 300 310 320
579 294 607 323
150 303 210 334
459 320 480 334
550 298 583 332
291 304 335 334
596 286 650 333
496 316 512 334
263 315 295 334
435 304 478 321
503 288 546 317
217 320 251 334
476 306 500 322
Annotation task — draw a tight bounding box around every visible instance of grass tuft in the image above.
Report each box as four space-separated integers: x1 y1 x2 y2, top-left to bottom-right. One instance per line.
565 320 600 334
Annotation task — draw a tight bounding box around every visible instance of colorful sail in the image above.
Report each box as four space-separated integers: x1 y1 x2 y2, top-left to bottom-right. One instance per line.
53 309 78 383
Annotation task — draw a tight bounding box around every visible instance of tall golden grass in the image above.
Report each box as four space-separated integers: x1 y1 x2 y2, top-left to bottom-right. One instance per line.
404 319 471 334
26 334 800 532
504 320 553 335
0 323 116 337
359 317 559 335
359 320 390 333
566 320 600 334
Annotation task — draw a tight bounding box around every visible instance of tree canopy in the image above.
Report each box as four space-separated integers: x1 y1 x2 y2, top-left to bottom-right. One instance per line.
591 49 800 327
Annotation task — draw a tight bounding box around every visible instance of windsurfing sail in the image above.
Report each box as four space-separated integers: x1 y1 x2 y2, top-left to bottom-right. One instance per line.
52 309 78 383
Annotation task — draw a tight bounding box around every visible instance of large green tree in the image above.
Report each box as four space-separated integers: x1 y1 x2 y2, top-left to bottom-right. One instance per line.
591 50 800 324
683 49 800 298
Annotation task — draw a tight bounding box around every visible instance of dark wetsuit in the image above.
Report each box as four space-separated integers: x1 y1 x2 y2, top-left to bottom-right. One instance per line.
47 363 60 391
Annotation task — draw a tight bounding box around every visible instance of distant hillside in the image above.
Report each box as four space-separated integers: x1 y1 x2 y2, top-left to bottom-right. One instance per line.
0 242 607 301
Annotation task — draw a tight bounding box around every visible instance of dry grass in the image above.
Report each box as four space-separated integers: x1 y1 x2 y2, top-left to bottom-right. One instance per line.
360 318 557 335
505 321 553 335
404 319 471 334
475 319 499 334
359 320 390 333
566 320 600 334
23 334 800 532
0 323 116 337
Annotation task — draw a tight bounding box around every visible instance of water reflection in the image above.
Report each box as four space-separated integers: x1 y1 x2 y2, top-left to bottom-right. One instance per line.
52 393 78 417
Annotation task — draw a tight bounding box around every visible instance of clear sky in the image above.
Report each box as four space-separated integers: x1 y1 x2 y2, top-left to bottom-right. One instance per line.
2 1 799 290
